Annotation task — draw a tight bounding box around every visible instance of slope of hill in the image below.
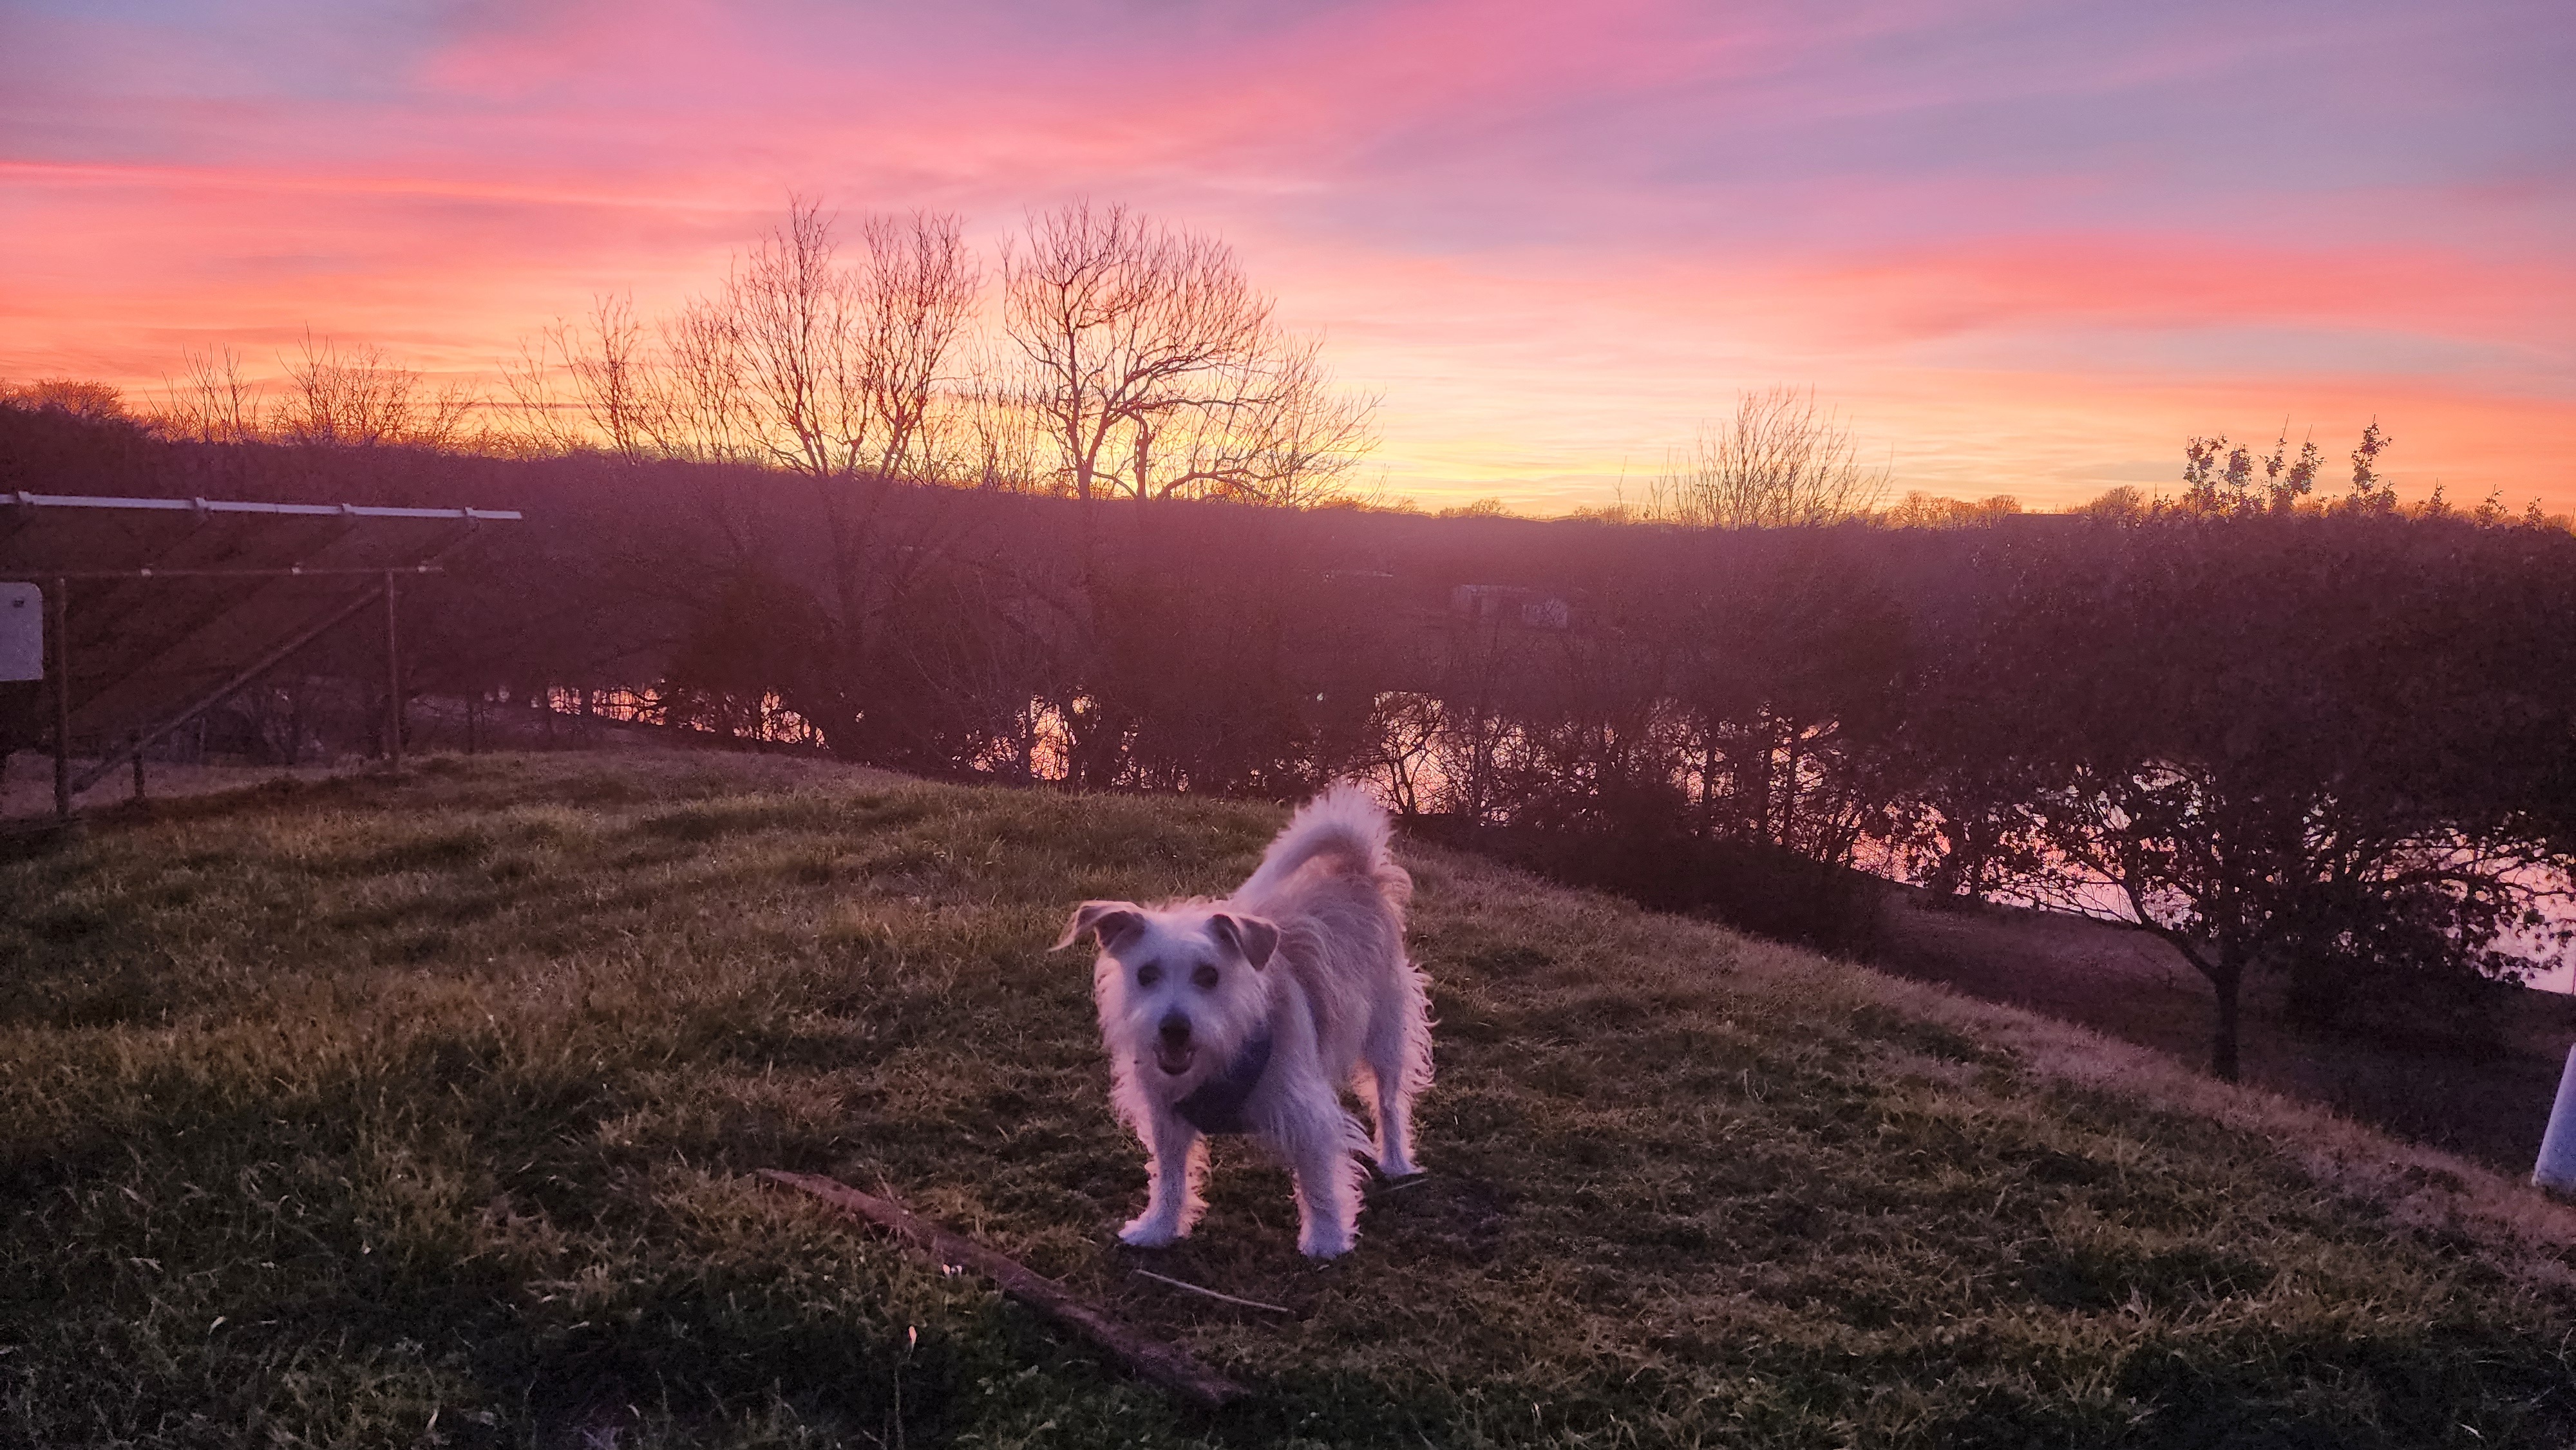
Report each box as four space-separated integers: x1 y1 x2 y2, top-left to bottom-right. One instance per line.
1872 884 2576 1176
5 753 2575 1448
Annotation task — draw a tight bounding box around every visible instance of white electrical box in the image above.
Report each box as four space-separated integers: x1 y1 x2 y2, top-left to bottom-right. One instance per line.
1 582 42 683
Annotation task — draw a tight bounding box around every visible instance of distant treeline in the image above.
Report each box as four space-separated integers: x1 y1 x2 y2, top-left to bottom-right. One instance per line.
5 400 2573 1077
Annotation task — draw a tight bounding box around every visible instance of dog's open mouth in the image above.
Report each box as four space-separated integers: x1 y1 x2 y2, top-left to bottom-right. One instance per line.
1155 1043 1197 1077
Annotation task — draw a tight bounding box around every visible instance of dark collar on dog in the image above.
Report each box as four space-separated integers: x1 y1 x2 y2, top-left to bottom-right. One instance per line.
1174 1032 1273 1136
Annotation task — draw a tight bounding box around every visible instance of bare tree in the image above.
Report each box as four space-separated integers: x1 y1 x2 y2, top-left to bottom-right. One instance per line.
1651 386 1889 529
1001 200 1374 510
495 338 583 456
155 348 264 442
946 339 1048 491
721 199 862 478
276 334 477 449
596 201 983 764
562 294 660 462
712 199 978 484
1881 491 2022 529
1158 333 1379 508
655 296 753 464
497 298 656 459
853 211 981 480
491 206 972 475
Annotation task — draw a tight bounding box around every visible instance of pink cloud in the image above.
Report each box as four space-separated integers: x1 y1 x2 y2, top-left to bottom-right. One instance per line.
2 0 2568 512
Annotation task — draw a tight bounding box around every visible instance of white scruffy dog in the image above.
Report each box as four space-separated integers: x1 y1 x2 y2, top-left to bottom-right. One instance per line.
1057 784 1432 1259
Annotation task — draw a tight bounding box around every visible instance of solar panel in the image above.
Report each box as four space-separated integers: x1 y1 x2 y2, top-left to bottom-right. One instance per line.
1 492 522 805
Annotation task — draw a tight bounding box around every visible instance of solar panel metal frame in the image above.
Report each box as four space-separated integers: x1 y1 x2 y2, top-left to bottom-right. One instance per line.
1 491 524 816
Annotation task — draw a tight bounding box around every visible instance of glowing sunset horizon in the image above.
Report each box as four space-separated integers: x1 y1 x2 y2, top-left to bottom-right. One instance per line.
3 0 2569 514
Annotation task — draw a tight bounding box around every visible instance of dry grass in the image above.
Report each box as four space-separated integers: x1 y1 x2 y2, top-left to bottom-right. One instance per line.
0 755 355 822
5 751 2576 1448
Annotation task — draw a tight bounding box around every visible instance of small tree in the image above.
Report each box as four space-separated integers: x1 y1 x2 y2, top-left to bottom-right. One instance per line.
2344 419 2398 515
1650 386 1889 529
155 349 263 442
3 377 130 419
2073 486 2150 524
849 210 982 482
566 294 661 462
2002 520 2572 1078
2181 422 2325 518
2184 420 2390 520
1881 493 2022 529
945 340 1048 491
276 334 477 448
2029 754 2567 1078
657 297 753 464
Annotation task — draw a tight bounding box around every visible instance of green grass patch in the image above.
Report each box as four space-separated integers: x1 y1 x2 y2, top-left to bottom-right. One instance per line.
3 752 2574 1447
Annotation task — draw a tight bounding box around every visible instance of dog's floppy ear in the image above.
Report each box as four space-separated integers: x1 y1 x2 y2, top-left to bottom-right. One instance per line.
1207 912 1280 970
1056 900 1144 952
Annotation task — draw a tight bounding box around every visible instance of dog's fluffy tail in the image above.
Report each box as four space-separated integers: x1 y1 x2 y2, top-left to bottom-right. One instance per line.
1241 782 1411 905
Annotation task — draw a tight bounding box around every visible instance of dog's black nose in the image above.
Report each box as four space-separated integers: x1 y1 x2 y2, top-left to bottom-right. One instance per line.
1158 1014 1191 1047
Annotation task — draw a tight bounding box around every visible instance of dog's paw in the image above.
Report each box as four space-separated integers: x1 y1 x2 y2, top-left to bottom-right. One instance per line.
1296 1227 1356 1259
1376 1155 1421 1180
1119 1216 1184 1248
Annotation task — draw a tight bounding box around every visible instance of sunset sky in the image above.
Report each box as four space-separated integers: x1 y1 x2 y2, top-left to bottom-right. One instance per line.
3 0 2571 513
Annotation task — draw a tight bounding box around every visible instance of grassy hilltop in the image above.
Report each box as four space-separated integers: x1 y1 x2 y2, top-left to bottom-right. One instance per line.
5 753 2576 1448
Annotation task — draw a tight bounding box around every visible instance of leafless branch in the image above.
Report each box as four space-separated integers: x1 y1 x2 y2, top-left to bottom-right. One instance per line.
1650 386 1889 528
1001 200 1374 509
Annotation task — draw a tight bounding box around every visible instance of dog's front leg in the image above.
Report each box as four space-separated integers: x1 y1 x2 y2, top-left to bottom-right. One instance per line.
1285 1118 1365 1259
1121 1109 1204 1247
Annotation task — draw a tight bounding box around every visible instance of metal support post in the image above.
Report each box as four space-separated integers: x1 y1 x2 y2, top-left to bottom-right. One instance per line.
383 570 402 769
51 578 70 821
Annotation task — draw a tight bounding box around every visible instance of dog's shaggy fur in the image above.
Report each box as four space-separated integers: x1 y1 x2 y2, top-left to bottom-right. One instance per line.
1057 784 1432 1258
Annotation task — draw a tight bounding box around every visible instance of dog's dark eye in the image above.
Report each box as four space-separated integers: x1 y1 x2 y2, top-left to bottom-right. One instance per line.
1137 964 1162 987
1192 963 1220 990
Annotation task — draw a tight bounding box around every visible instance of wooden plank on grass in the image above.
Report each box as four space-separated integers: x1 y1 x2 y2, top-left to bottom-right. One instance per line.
755 1169 1249 1409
